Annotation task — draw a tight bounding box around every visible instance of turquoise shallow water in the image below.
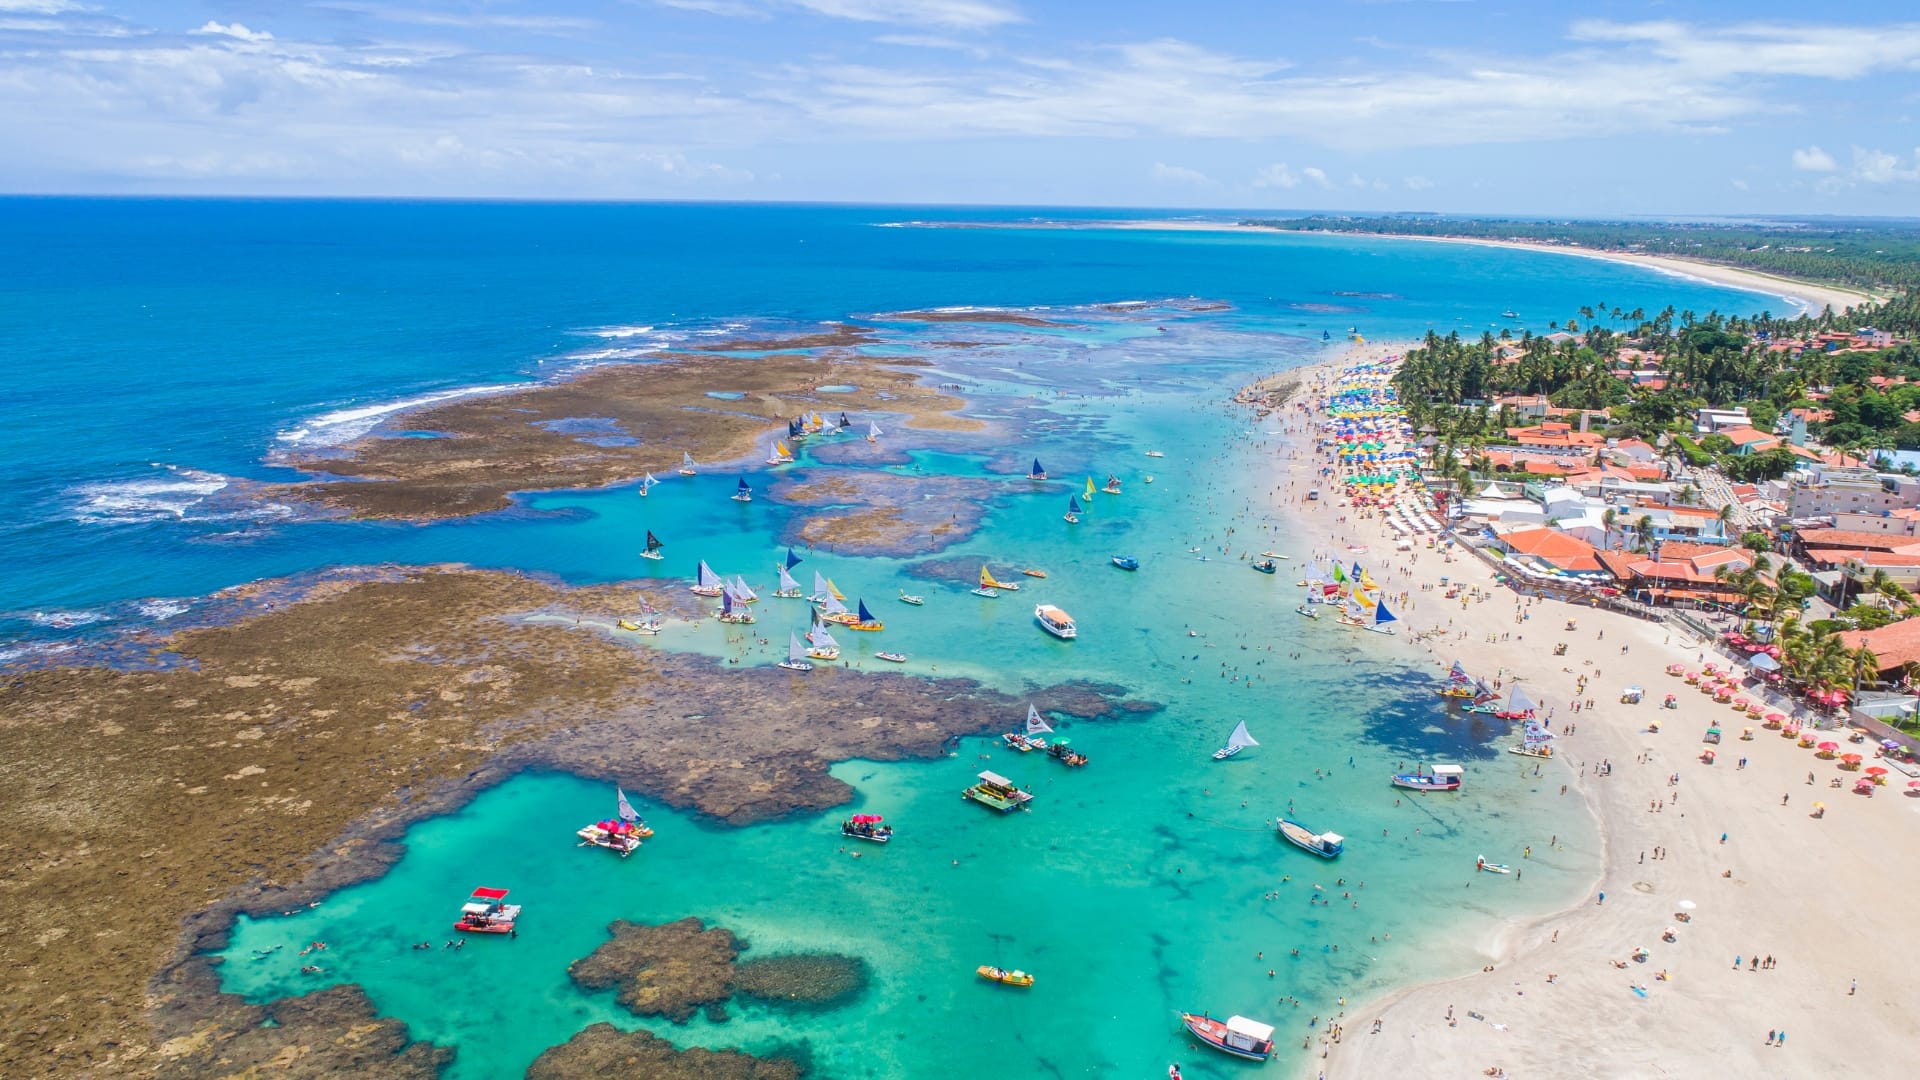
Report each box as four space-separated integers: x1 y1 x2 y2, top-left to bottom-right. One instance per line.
216 308 1605 1077
0 201 1786 1074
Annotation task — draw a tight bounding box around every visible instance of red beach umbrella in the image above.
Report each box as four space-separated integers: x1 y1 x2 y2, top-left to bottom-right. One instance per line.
1817 742 1840 752
1865 766 1889 777
1840 753 1865 765
1765 713 1786 722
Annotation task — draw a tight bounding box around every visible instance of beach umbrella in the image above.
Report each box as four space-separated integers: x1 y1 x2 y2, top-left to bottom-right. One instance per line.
1841 753 1864 765
1907 780 1920 789
1865 766 1888 777
1765 713 1786 722
1818 741 1840 752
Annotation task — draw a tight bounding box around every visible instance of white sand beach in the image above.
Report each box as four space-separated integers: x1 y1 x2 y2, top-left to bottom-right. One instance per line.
1247 348 1920 1079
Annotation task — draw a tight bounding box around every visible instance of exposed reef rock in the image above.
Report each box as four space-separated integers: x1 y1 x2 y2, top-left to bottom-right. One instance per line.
526 1023 800 1080
567 918 741 1023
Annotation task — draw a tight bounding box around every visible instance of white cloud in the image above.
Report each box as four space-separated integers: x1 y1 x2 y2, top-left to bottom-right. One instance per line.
0 1 87 12
657 0 1019 28
1252 163 1299 189
1301 167 1330 188
1151 161 1211 185
191 21 274 43
1730 178 1749 190
1404 175 1433 190
1791 145 1837 172
1851 147 1920 184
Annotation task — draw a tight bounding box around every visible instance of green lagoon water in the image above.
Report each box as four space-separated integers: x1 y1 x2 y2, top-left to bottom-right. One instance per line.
218 307 1602 1078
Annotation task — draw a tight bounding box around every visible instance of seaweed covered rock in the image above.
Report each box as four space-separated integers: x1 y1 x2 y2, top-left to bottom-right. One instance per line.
567 918 739 1023
732 954 869 1011
526 1023 799 1080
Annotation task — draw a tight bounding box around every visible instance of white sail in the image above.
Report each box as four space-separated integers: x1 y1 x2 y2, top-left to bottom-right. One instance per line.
808 625 840 650
1225 720 1258 751
777 564 801 592
696 561 723 588
868 421 882 439
788 632 806 662
1025 704 1053 736
616 788 640 822
732 575 758 602
812 571 832 602
683 451 695 467
642 472 657 489
1508 686 1537 713
821 593 850 617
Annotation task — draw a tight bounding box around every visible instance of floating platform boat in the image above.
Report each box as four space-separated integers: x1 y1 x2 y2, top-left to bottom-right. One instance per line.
1390 764 1462 792
962 770 1033 812
1179 1013 1274 1062
977 965 1033 988
842 814 892 843
1277 818 1343 859
1034 604 1077 640
454 887 521 934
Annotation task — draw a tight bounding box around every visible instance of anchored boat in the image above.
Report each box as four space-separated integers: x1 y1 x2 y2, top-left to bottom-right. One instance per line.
898 589 924 606
453 887 520 934
846 599 884 631
977 965 1034 988
1180 1013 1275 1062
805 620 841 661
1045 739 1088 767
874 650 907 663
842 814 892 843
1277 818 1343 859
1213 720 1258 761
1391 763 1463 792
1111 555 1140 571
1004 703 1052 751
962 770 1033 812
640 530 665 561
689 560 725 597
578 788 653 856
1251 559 1278 574
1034 604 1077 640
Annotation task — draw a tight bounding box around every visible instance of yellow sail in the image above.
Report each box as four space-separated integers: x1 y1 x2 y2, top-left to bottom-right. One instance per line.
980 565 1006 589
1085 477 1096 499
776 440 791 458
827 577 846 601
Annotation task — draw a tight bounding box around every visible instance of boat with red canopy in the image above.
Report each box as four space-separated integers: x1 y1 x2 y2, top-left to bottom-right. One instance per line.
454 887 520 934
841 814 892 843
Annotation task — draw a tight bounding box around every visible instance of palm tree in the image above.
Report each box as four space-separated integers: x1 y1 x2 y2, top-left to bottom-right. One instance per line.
1602 507 1618 550
1635 514 1655 553
1715 503 1735 539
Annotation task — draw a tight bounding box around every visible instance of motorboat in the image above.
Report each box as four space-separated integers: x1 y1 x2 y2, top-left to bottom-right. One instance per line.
1034 604 1077 640
453 887 520 934
1390 764 1462 792
898 590 925 606
1179 1013 1275 1062
977 965 1034 988
874 651 907 663
1277 818 1343 859
841 814 892 843
1111 555 1140 571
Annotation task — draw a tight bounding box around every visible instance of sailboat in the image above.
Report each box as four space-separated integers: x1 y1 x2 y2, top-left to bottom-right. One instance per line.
778 631 814 672
690 560 725 597
773 563 804 598
730 575 759 603
866 421 882 444
1028 458 1047 482
731 476 752 503
1213 720 1259 761
810 571 834 604
576 787 654 856
1103 473 1122 495
639 472 658 497
1004 704 1053 752
639 530 665 561
980 565 1019 592
819 591 857 625
765 440 793 465
805 620 841 661
717 586 756 624
1064 495 1082 524
847 599 884 632
1366 600 1397 636
678 451 696 476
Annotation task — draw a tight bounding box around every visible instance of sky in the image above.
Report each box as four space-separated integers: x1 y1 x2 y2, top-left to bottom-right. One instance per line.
2 1 1919 213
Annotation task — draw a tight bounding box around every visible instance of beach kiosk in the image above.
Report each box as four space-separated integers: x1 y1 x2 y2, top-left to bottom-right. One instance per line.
1704 726 1723 745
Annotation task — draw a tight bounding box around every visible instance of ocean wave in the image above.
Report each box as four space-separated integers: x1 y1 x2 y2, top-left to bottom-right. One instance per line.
27 609 108 629
136 599 191 620
583 324 656 339
70 464 296 525
0 640 77 665
277 384 523 448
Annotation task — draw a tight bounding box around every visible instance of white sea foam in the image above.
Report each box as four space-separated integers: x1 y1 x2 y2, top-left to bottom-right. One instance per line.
0 641 77 664
137 599 191 620
71 465 233 523
277 384 522 447
584 325 656 339
28 609 108 629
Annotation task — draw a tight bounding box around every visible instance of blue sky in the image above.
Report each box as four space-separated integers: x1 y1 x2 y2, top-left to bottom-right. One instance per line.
3 0 1918 213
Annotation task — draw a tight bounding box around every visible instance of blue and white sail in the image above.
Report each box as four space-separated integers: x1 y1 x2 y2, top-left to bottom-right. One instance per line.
616 788 641 823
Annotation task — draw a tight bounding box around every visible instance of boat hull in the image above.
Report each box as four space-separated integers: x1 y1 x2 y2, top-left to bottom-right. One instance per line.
1278 820 1341 858
977 966 1034 987
1179 1015 1273 1062
1390 775 1460 792
970 588 999 598
638 551 664 561
875 652 907 663
777 660 814 672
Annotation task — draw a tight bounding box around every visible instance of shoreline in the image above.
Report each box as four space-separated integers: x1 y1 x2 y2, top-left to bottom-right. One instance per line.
1253 345 1920 1079
954 218 1882 317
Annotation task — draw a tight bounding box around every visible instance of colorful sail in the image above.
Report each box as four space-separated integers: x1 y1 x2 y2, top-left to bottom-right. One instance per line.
696 561 723 588
1448 660 1469 682
1029 458 1045 480
776 440 792 460
616 788 640 823
1085 477 1096 499
1068 495 1083 513
736 476 752 495
1374 601 1397 626
786 547 803 570
1025 704 1053 736
827 577 846 601
857 599 876 623
1332 564 1348 584
645 531 663 552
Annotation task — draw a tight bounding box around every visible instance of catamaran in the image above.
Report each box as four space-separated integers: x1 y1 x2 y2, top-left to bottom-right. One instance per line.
1028 458 1047 482
690 560 725 597
842 814 891 843
678 451 696 476
731 476 752 503
778 631 814 672
1064 495 1082 524
639 472 658 497
805 621 841 661
980 566 1019 592
773 563 804 598
847 599 884 631
717 586 756 624
639 530 665 561
453 887 520 934
1034 604 1076 640
577 788 654 856
867 421 882 444
1004 704 1052 752
1277 818 1344 859
1213 720 1258 760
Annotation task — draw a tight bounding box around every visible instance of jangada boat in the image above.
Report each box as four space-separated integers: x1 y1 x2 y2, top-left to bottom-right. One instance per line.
454 887 520 934
1064 495 1082 524
1034 604 1077 640
1103 473 1122 495
962 770 1033 812
977 965 1034 988
1391 763 1463 793
678 451 696 476
578 788 654 857
773 563 804 598
842 814 892 843
1277 818 1343 859
1213 720 1258 761
819 592 858 625
689 560 725 597
1179 1013 1275 1062
845 599 884 632
638 472 658 498
971 586 1000 599
980 565 1019 591
716 586 756 625
639 529 665 561
777 631 814 673
731 476 753 503
1028 458 1047 482
1003 704 1052 751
